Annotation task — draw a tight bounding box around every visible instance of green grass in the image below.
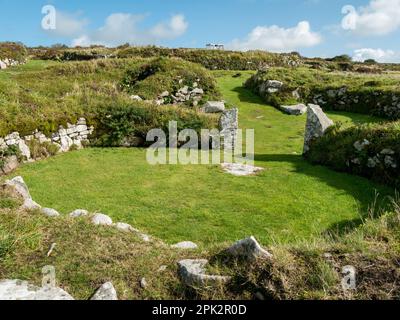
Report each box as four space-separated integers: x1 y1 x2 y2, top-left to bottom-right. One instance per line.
8 71 393 247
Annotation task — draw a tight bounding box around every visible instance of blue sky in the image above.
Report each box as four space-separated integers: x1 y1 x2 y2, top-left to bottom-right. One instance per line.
1 0 400 62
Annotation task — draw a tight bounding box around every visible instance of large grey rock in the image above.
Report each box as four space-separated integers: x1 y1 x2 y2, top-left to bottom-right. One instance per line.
1 155 19 175
178 260 231 287
226 236 272 262
221 163 264 177
41 208 60 217
303 104 334 154
260 80 283 94
90 282 118 300
202 101 225 113
171 241 198 250
280 104 307 116
91 213 113 226
0 279 74 300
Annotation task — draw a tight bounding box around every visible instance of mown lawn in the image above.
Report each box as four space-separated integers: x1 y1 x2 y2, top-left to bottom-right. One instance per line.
9 71 393 246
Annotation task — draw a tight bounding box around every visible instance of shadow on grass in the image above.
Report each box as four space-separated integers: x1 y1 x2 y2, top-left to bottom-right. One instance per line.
232 86 267 105
254 153 393 236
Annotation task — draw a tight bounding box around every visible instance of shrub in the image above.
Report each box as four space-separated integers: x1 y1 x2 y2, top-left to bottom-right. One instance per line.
0 42 27 62
92 101 218 147
305 121 400 188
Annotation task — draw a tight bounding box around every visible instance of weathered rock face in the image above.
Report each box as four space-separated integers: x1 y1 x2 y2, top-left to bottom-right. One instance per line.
280 104 307 116
219 109 239 151
221 163 264 177
178 259 231 287
0 279 74 300
202 101 225 113
303 104 334 154
226 236 272 261
90 282 118 301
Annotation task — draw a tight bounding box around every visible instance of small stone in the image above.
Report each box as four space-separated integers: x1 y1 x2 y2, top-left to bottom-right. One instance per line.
41 208 60 217
140 278 148 289
279 104 307 116
130 95 143 101
158 266 167 272
171 241 198 250
115 222 134 232
90 282 118 300
91 213 113 226
226 236 272 262
69 209 89 218
221 163 264 177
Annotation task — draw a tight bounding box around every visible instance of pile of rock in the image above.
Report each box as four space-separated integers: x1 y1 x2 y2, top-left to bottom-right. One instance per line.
0 58 21 69
154 84 205 106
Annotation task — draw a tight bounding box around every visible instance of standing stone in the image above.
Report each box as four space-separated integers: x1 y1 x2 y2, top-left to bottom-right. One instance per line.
0 60 7 70
219 108 239 151
303 104 334 154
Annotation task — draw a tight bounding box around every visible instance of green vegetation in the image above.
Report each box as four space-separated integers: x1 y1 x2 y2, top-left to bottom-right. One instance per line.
120 57 221 102
0 58 218 137
4 71 392 247
245 67 400 119
0 42 27 62
306 121 400 188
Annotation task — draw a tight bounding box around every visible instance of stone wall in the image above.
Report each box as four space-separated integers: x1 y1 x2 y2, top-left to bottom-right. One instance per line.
0 58 23 69
0 118 93 173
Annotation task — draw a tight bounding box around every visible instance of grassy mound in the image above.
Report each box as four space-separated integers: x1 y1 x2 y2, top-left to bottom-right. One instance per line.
120 57 221 103
0 59 218 138
245 67 400 119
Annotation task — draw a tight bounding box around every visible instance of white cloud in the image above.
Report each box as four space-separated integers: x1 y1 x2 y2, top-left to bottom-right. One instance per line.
72 13 188 47
150 14 188 39
341 0 400 36
352 48 399 62
228 21 322 52
46 11 88 38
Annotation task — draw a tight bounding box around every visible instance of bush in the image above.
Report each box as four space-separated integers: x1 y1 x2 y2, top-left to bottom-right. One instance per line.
0 42 27 62
92 101 218 147
305 121 400 188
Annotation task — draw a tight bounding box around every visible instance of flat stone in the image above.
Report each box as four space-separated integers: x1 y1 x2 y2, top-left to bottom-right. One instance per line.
90 282 118 300
91 213 113 226
171 241 198 250
280 104 307 116
0 279 74 300
226 236 272 262
41 208 60 217
178 260 231 287
221 163 264 177
69 209 89 218
202 101 225 113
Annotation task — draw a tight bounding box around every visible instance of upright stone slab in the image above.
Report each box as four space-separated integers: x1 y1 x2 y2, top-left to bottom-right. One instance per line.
303 104 334 154
219 108 239 152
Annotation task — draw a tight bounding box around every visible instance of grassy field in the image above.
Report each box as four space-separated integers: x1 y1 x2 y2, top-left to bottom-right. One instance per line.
7 71 393 247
